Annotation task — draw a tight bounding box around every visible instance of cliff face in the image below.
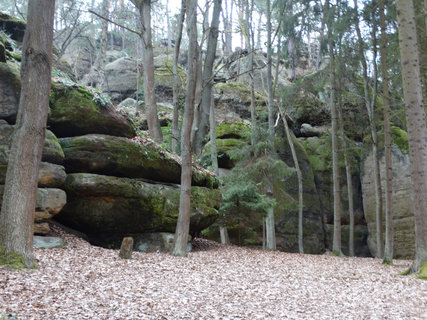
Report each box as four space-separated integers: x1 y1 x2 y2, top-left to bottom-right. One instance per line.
361 146 415 259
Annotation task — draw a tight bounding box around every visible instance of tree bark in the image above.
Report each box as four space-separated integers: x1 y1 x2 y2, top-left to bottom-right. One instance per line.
396 0 427 274
192 0 222 156
172 0 198 257
97 0 110 89
353 0 383 258
222 0 233 55
172 0 186 154
279 107 304 254
380 0 393 265
265 0 276 251
326 0 343 256
0 0 55 268
132 0 163 143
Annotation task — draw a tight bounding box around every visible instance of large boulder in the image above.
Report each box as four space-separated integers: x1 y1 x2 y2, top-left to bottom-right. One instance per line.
361 145 415 259
102 57 138 101
0 186 66 222
49 82 136 138
0 62 20 123
0 121 64 165
56 173 221 247
59 134 218 188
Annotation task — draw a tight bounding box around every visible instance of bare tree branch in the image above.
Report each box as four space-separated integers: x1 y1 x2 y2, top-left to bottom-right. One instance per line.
88 9 141 36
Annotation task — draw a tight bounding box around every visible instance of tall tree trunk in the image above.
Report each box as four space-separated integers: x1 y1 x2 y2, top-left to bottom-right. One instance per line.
172 0 198 257
353 0 383 258
192 0 222 156
380 0 393 265
249 0 257 146
279 106 304 254
172 0 186 154
222 0 233 55
396 0 427 275
326 0 342 256
97 0 109 89
0 0 55 268
265 0 276 251
132 0 163 143
337 100 355 256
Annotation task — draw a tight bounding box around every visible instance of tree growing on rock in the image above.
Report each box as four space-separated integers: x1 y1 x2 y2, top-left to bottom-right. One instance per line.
0 0 56 268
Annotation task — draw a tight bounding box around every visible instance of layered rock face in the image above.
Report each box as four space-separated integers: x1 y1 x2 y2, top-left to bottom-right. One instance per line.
48 85 220 250
0 31 220 249
57 173 220 248
0 120 67 235
361 147 415 259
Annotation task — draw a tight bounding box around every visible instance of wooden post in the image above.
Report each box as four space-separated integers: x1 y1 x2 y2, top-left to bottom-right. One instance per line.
119 237 134 259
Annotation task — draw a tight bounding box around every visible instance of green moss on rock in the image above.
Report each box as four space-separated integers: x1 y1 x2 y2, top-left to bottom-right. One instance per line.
59 134 218 188
216 122 250 140
49 82 135 138
58 173 221 239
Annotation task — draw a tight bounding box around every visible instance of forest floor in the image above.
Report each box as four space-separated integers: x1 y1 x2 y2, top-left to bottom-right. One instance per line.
0 225 426 320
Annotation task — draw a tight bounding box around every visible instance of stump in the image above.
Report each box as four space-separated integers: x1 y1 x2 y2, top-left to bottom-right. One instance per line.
119 237 134 259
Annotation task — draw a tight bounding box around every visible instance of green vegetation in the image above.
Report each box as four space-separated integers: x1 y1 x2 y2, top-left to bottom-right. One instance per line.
418 261 427 280
0 245 26 270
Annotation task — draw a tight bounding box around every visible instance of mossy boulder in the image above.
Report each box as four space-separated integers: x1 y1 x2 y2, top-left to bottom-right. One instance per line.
56 173 221 247
59 134 218 188
361 144 415 259
0 120 64 164
291 91 329 130
49 82 136 138
0 62 20 123
201 122 250 169
154 55 186 89
0 12 26 42
42 129 65 165
216 122 250 139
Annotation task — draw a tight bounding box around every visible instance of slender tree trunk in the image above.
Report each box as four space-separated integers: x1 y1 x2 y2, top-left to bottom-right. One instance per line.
0 0 55 268
192 0 222 156
353 0 383 258
326 0 342 256
337 100 355 256
265 0 276 251
222 0 233 55
172 0 186 154
172 0 198 257
396 0 427 275
97 0 109 89
279 106 304 254
210 99 219 177
380 0 393 265
335 20 354 256
132 0 163 143
249 0 257 146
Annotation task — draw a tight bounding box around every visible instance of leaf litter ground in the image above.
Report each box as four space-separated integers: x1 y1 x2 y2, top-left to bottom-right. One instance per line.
0 225 426 320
